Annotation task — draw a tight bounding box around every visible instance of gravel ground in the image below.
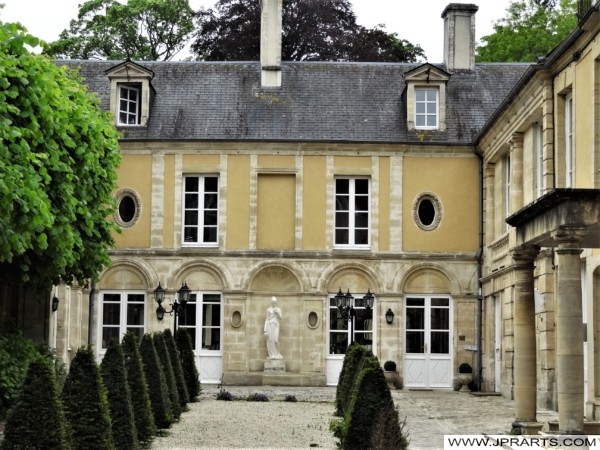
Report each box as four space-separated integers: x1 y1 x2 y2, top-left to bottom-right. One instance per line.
150 387 338 449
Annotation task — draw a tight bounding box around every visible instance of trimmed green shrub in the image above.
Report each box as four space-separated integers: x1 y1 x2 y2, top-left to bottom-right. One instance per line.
370 403 409 450
0 358 69 449
334 343 372 417
383 360 397 371
140 333 173 429
175 328 201 400
163 328 189 406
100 340 140 450
154 332 181 420
341 356 395 450
122 332 156 444
458 362 473 373
0 331 44 419
62 346 113 449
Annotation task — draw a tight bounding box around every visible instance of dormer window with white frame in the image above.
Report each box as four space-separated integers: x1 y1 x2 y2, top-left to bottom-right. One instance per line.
404 64 450 132
106 61 155 127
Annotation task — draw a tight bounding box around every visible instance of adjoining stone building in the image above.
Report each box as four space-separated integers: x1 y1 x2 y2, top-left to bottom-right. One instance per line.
14 1 600 433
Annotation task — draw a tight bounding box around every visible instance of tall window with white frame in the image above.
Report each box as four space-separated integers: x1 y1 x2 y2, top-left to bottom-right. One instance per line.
334 178 370 248
118 85 141 125
565 93 574 187
178 292 222 351
183 175 219 246
415 87 439 129
100 292 145 350
328 295 374 355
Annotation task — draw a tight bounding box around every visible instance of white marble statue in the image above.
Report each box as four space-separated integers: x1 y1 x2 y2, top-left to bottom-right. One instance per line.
264 296 283 359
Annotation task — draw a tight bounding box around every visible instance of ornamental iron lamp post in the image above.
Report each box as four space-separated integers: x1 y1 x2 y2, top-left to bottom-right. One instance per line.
153 281 192 333
335 288 374 344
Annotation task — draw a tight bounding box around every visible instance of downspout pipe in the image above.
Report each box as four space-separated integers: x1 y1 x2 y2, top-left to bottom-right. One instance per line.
88 279 96 345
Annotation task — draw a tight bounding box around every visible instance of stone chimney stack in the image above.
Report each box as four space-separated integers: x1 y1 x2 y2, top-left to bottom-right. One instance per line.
260 0 283 88
442 3 478 71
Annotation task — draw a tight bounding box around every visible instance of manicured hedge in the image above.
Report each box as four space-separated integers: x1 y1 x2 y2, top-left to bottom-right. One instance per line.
175 328 201 400
62 346 113 449
0 358 68 449
163 328 189 406
100 339 139 450
334 342 372 417
154 332 181 420
122 332 156 444
140 333 173 429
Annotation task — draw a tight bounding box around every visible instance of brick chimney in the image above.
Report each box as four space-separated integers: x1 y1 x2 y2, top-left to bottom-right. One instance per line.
260 0 283 88
442 3 478 71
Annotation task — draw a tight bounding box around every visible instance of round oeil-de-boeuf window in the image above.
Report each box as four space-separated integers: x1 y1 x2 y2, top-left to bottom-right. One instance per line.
115 189 141 227
414 193 442 231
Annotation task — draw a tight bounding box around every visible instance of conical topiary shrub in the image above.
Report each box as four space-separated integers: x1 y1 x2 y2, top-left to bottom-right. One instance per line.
163 328 189 407
140 333 173 429
121 331 156 444
341 356 395 450
335 342 372 417
100 339 140 450
0 358 68 449
154 332 181 420
175 328 200 401
62 346 113 450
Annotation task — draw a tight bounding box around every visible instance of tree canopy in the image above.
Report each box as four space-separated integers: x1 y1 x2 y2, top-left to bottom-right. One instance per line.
476 0 578 62
192 0 425 62
45 0 195 60
0 21 121 290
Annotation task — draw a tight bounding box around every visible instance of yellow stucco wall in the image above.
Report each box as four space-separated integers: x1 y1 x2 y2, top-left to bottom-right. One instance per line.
226 155 250 249
402 156 479 252
114 154 152 248
257 174 296 249
302 156 327 249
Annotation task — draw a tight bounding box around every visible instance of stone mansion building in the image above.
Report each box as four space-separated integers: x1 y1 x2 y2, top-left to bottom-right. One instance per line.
4 0 600 434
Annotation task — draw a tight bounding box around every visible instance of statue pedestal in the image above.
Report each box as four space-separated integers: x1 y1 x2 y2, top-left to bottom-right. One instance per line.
264 359 286 373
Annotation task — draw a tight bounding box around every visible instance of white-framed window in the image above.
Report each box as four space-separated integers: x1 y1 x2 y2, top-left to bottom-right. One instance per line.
565 94 574 187
535 123 543 198
99 291 145 350
118 84 141 125
183 175 219 246
178 292 222 351
415 87 439 129
334 178 370 248
327 295 374 355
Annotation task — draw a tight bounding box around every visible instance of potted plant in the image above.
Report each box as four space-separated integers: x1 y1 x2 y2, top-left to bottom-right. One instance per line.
455 362 473 392
383 360 403 390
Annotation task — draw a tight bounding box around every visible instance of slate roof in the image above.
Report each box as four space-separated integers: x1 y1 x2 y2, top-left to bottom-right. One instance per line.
60 60 530 144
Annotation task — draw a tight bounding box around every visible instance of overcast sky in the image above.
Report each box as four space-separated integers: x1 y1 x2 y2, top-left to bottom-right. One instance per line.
1 0 512 62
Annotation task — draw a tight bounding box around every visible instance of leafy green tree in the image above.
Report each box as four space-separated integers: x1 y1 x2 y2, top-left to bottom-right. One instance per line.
154 332 181 420
192 0 424 62
0 21 121 290
476 0 578 62
139 333 173 429
121 332 156 444
175 328 201 400
163 328 189 406
100 340 139 450
62 346 113 450
45 0 195 60
0 358 69 449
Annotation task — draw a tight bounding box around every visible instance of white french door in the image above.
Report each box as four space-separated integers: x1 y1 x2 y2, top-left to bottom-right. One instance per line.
404 296 453 388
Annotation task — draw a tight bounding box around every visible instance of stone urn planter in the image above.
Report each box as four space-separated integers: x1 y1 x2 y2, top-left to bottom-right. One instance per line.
455 363 473 392
383 360 403 390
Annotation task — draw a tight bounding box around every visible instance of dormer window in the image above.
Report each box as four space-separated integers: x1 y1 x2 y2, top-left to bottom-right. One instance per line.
106 61 155 127
119 84 141 125
404 64 450 132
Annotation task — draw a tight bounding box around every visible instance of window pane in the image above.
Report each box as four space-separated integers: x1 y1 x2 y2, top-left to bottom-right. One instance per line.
335 195 349 211
416 103 425 114
203 227 217 243
407 297 425 306
426 103 437 114
355 212 369 228
185 211 198 226
355 179 369 194
406 307 424 329
202 304 221 326
431 298 449 307
204 193 218 209
416 115 425 127
127 294 144 303
336 179 349 194
184 228 198 242
354 229 368 245
427 115 437 127
431 331 449 354
185 193 198 209
431 308 449 330
354 196 368 211
202 328 220 350
335 229 349 245
335 212 349 227
406 331 424 353
129 88 138 101
103 303 120 325
185 177 199 192
102 328 120 349
330 332 348 354
127 304 144 326
180 303 197 325
426 89 437 101
204 210 217 226
416 89 425 101
205 177 218 192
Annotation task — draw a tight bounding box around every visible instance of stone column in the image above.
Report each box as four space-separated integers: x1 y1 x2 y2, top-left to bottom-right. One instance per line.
510 245 540 426
554 227 586 433
483 163 495 246
509 133 524 213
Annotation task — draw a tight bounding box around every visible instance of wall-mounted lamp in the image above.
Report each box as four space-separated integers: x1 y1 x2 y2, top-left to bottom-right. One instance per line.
385 308 394 325
51 296 59 313
153 281 192 332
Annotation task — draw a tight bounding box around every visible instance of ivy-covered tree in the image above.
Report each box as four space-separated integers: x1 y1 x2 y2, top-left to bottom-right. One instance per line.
175 328 200 401
476 0 578 62
62 346 113 450
100 340 139 450
192 0 424 62
163 328 189 407
0 358 69 449
121 332 156 444
45 0 195 60
0 20 121 290
154 332 181 420
139 333 173 429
